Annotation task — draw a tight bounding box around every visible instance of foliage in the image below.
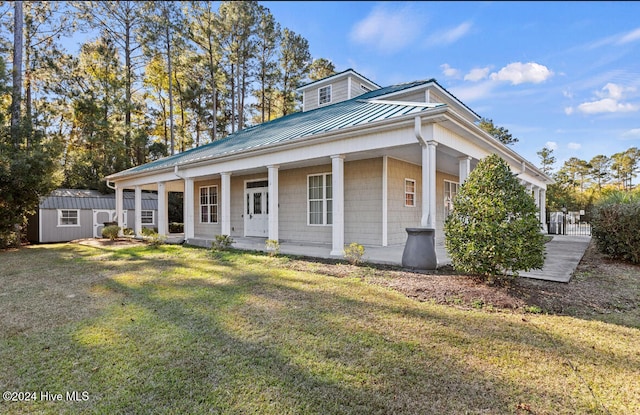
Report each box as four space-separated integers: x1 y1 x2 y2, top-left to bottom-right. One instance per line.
478 117 518 146
591 191 640 264
444 154 545 281
123 228 135 236
140 227 166 247
169 222 184 233
344 242 365 265
536 146 556 175
265 239 280 256
101 225 121 240
211 234 234 251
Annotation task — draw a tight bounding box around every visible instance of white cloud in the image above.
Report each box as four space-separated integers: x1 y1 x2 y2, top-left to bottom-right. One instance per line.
575 83 639 114
426 22 472 46
564 106 575 115
464 67 490 82
577 99 638 114
617 27 640 45
350 4 423 53
448 81 495 102
567 142 582 150
440 63 460 78
546 141 558 150
490 62 554 85
622 128 640 138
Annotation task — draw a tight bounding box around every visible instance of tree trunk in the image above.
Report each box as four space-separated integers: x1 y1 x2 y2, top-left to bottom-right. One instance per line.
166 22 175 155
11 0 24 148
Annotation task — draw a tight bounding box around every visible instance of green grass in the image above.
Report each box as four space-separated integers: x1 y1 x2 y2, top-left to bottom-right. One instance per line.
1 243 638 414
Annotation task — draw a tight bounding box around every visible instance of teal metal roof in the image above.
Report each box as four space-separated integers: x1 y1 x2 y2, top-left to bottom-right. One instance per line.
108 80 444 180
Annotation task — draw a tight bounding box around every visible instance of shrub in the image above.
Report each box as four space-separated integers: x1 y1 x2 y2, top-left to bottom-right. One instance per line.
169 222 184 233
344 242 365 265
444 154 545 281
265 239 280 256
141 227 156 237
212 234 234 251
123 228 134 236
102 225 121 240
591 191 640 263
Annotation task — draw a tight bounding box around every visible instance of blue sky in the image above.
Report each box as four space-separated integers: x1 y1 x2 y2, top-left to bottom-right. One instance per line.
263 1 640 170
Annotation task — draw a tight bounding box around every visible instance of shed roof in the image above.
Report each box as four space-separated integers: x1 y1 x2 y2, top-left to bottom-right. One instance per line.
40 189 158 210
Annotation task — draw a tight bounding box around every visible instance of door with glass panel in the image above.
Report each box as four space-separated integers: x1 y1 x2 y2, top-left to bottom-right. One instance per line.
244 181 269 237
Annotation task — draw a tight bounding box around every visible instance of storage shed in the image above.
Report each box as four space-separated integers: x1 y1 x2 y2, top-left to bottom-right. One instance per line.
27 189 158 243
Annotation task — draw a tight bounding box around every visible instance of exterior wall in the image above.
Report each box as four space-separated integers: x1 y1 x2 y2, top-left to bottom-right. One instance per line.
344 158 382 245
386 158 422 245
39 209 94 243
193 159 383 246
194 178 223 238
303 78 350 112
385 158 459 245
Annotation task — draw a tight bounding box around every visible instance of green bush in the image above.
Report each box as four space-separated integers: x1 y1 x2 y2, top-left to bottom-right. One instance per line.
101 225 121 240
169 222 184 233
123 228 134 236
212 234 234 251
591 191 640 264
444 154 545 281
141 227 156 237
344 242 365 265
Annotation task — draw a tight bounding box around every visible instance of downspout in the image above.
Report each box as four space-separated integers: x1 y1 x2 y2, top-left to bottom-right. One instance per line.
414 116 426 146
106 180 116 190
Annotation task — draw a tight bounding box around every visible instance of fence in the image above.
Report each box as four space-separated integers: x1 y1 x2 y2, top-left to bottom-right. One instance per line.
548 211 592 236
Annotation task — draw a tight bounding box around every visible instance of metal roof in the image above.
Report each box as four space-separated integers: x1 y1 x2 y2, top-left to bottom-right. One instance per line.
107 80 444 180
40 189 158 210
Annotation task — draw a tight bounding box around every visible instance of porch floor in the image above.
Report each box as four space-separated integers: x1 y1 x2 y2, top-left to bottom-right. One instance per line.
186 236 452 268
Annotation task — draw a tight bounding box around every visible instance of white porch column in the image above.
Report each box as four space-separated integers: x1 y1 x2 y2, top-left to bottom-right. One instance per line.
220 172 231 236
458 156 471 183
157 181 167 236
330 155 345 256
184 178 195 240
540 189 547 232
421 141 438 228
115 184 124 235
134 186 142 237
267 166 279 241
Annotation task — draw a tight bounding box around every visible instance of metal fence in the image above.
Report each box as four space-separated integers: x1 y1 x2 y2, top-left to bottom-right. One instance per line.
548 211 592 236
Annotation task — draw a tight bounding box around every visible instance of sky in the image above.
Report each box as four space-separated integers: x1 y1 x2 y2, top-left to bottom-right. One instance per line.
261 1 640 171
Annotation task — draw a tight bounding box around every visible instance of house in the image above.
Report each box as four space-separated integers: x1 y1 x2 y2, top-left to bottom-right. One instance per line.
104 69 551 264
27 189 158 243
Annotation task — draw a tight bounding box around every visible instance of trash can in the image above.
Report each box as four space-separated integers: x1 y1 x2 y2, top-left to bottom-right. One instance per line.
402 227 437 270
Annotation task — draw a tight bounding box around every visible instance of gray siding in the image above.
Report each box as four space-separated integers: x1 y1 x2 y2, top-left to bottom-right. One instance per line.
386 158 422 245
39 209 94 243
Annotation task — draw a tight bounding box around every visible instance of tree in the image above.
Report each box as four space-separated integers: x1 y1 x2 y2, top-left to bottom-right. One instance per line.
252 5 280 124
444 154 545 281
478 117 519 146
278 28 310 116
611 147 639 190
589 155 611 190
536 146 556 175
10 0 23 147
73 0 146 166
308 58 335 81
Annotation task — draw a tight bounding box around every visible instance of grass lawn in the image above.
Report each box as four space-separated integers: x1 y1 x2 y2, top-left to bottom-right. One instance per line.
1 242 638 414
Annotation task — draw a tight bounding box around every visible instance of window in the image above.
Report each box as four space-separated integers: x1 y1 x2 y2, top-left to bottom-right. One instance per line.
405 179 416 207
318 85 332 105
200 186 218 223
141 210 155 225
58 209 79 226
308 173 332 225
444 180 459 217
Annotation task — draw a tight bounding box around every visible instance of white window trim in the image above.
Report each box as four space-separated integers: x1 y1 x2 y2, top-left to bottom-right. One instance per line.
318 85 332 106
199 185 219 224
57 209 80 227
404 178 416 207
141 210 155 225
307 173 333 226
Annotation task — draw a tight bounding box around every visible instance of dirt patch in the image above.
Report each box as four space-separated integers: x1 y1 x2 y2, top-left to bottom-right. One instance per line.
71 237 147 248
283 240 640 318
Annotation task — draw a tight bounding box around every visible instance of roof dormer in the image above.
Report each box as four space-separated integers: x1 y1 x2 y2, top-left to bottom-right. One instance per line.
297 69 380 112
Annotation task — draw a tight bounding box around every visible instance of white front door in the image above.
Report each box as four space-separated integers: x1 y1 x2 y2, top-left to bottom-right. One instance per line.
244 186 268 237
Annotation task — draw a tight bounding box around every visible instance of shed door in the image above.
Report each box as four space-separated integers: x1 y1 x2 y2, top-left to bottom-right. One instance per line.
93 210 127 238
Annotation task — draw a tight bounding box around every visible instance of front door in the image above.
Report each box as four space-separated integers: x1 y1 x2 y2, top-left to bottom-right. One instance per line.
245 183 268 237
